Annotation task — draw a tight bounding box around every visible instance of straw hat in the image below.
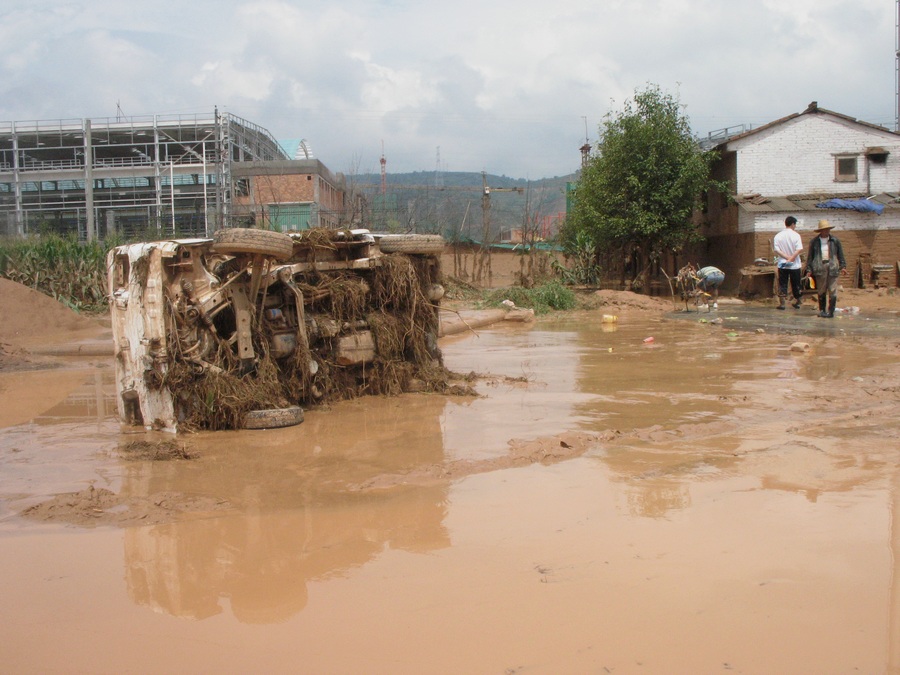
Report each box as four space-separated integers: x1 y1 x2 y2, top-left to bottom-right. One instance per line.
814 219 835 233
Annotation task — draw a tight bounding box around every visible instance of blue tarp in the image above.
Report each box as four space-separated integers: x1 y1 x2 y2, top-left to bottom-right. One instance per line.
815 198 884 214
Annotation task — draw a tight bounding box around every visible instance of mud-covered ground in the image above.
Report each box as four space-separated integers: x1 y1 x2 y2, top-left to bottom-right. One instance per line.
2 275 900 674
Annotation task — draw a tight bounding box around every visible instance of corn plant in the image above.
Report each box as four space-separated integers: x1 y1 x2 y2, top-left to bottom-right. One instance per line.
0 234 117 313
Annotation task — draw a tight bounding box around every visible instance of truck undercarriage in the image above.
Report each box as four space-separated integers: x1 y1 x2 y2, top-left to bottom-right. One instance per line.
107 228 446 432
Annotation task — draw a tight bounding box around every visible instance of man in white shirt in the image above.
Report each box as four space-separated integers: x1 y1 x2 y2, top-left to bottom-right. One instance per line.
773 215 804 310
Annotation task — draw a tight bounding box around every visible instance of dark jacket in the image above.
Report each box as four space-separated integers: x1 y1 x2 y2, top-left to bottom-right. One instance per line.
804 234 845 277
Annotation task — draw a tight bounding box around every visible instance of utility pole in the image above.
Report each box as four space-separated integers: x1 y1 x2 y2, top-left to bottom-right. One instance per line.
380 140 386 196
435 146 443 187
84 119 95 242
476 171 492 284
580 116 591 167
896 0 899 131
473 171 525 285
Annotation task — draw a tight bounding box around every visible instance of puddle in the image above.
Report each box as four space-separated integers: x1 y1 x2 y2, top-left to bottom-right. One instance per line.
1 311 900 673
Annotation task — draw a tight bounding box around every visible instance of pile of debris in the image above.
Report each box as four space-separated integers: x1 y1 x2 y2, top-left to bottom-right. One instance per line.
107 228 450 432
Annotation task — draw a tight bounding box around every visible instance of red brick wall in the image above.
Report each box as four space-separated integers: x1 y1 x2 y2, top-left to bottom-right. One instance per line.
699 232 760 292
232 172 346 228
250 174 316 204
802 229 900 288
700 229 900 293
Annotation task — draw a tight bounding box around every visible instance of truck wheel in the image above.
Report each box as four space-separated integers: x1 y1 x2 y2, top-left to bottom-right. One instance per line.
211 228 295 261
242 406 304 430
378 234 445 255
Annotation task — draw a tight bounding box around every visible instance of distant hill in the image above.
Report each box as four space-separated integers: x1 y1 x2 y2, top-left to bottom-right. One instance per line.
353 170 576 189
348 171 577 240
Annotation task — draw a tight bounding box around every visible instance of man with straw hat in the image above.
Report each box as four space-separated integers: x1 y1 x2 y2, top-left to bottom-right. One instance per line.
803 219 846 318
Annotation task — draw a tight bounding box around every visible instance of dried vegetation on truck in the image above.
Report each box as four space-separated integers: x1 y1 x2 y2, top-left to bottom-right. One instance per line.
108 228 455 432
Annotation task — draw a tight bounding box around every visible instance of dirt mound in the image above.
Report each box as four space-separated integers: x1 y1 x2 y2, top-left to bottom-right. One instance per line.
20 485 234 527
116 440 198 461
586 289 673 312
0 278 108 371
0 278 104 344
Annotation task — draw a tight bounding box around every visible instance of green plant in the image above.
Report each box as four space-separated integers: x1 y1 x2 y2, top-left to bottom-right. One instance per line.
552 229 602 285
0 234 116 313
480 280 576 315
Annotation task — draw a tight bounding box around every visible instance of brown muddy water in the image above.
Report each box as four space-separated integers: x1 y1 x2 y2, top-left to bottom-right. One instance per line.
2 310 900 674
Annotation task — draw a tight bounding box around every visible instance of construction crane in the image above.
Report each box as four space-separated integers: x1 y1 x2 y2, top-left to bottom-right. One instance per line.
357 174 523 234
357 172 525 284
356 172 524 236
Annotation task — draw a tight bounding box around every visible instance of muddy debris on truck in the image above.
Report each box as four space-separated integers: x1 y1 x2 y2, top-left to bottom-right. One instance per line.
107 228 452 432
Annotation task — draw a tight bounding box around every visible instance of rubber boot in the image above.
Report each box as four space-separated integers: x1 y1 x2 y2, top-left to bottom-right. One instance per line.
817 295 828 318
777 295 786 310
827 296 836 318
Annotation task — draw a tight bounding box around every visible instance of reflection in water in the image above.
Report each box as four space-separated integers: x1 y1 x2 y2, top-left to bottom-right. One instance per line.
120 396 453 623
555 318 753 518
800 352 847 381
0 368 116 430
454 317 894 522
124 486 450 623
0 369 120 509
625 481 691 518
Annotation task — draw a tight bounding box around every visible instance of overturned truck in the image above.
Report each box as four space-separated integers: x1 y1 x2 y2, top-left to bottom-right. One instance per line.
108 228 447 432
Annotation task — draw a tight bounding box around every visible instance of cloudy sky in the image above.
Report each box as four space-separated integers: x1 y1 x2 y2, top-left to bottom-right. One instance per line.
0 0 896 179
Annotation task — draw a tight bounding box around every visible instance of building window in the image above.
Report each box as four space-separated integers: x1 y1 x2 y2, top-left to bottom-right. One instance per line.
834 155 858 182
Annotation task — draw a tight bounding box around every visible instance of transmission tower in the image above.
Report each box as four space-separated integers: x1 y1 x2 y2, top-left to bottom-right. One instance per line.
435 146 444 187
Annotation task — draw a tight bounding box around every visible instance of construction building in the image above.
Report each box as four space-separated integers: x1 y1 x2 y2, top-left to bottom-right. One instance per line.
0 110 348 240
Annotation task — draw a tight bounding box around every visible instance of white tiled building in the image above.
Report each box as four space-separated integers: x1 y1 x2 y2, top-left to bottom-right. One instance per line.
702 102 900 290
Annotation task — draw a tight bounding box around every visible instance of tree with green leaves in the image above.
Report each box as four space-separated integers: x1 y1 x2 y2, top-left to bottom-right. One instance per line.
563 84 722 290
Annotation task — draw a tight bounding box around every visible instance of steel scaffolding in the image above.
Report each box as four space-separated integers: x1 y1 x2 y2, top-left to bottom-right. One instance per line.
0 110 288 240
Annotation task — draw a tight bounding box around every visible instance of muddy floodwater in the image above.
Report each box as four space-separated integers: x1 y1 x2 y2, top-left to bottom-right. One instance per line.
2 308 900 674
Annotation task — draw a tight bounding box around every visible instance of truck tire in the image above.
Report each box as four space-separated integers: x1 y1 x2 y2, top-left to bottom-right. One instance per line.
211 228 295 261
378 234 445 255
242 406 304 430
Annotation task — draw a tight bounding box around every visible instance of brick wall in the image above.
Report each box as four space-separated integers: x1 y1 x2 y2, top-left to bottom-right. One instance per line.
700 228 900 293
701 232 759 292
232 171 346 228
251 174 316 204
804 228 900 288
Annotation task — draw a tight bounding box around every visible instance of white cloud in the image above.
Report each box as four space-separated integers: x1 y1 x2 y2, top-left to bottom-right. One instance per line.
0 0 895 177
192 60 275 102
355 56 439 111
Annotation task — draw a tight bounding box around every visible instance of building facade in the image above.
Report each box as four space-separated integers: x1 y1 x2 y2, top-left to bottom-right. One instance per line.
702 102 900 290
0 111 346 240
231 159 346 231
